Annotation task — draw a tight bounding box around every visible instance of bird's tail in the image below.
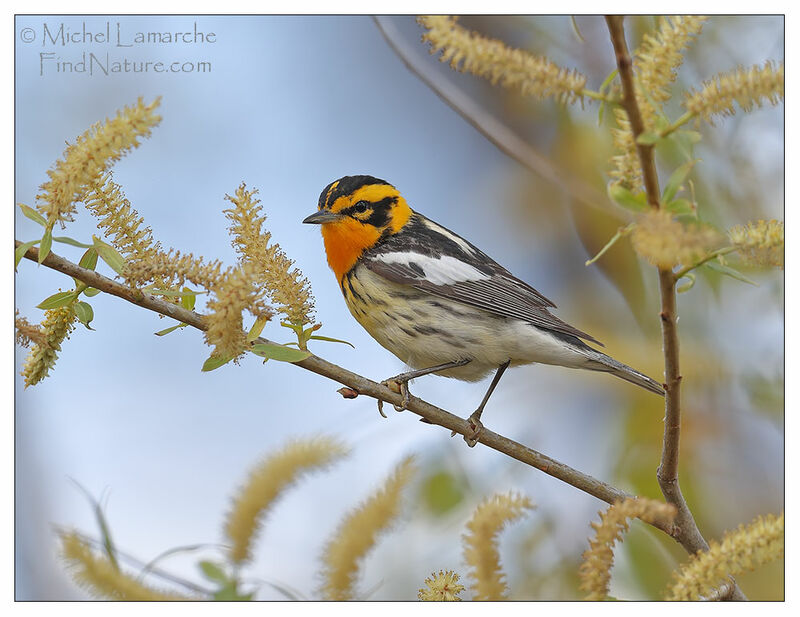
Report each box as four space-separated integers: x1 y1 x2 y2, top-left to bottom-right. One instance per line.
583 350 665 396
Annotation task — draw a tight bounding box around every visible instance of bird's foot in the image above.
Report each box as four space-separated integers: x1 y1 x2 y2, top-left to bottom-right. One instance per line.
464 412 484 447
376 373 413 417
451 411 484 447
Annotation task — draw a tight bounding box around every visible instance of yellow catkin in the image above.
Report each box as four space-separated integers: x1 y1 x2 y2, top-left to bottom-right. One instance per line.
36 97 161 229
15 311 45 348
82 174 161 263
418 570 465 601
637 16 707 105
579 498 676 601
203 263 260 361
224 183 315 325
225 437 348 564
635 16 707 127
123 249 228 292
665 512 784 601
609 108 643 192
631 210 722 268
82 173 237 301
320 456 417 600
418 16 587 104
728 219 784 268
462 492 535 600
60 532 190 600
684 60 784 122
21 305 77 388
610 17 706 191
79 171 230 298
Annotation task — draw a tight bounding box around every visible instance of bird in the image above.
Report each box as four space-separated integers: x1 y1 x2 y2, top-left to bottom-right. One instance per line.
303 175 664 446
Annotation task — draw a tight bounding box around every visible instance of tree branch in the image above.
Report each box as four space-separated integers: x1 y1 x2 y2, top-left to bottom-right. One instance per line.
605 16 746 601
18 238 741 599
19 240 675 529
373 16 615 217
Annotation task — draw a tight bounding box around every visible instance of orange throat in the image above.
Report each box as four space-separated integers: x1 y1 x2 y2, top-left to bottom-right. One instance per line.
321 219 382 283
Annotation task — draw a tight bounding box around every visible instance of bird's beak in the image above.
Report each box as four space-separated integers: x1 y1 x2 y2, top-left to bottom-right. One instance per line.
303 210 343 225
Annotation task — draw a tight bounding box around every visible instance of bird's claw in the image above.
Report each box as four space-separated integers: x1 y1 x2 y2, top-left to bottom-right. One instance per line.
451 412 484 447
377 375 412 418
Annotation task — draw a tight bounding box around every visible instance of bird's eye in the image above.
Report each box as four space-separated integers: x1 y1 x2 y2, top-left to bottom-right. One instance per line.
353 200 369 214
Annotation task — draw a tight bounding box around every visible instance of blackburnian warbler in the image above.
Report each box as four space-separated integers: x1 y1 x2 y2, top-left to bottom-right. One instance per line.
304 175 663 446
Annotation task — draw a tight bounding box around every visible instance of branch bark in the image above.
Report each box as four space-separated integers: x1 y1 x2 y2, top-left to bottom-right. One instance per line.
16 239 733 598
18 240 646 516
605 15 746 601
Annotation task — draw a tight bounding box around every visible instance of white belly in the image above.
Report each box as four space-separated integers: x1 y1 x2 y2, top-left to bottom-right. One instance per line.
344 266 593 382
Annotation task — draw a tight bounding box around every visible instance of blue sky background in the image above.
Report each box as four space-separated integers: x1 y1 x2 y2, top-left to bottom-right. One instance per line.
14 15 784 600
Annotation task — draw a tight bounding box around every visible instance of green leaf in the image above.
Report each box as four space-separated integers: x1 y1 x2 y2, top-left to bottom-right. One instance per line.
74 301 94 328
662 159 697 204
139 544 211 580
38 229 53 264
679 130 703 144
92 236 126 275
180 287 196 311
198 561 229 584
636 131 662 145
19 204 47 227
598 68 618 93
70 481 119 571
37 290 78 309
704 260 758 286
15 239 39 269
665 198 696 217
250 343 311 363
247 315 268 342
308 334 355 348
596 69 618 126
669 129 701 160
299 323 322 347
154 323 187 336
597 100 606 126
79 247 99 270
676 273 696 293
585 223 635 266
83 287 101 297
53 236 93 248
653 115 670 132
201 354 234 372
607 183 648 212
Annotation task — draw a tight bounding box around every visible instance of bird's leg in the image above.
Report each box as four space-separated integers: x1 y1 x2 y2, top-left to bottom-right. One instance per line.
377 359 471 416
456 360 511 447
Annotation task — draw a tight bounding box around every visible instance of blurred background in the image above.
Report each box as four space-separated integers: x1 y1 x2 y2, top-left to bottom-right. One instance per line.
14 15 783 600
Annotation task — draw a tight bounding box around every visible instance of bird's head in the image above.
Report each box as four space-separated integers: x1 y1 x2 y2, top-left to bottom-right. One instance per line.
303 175 412 281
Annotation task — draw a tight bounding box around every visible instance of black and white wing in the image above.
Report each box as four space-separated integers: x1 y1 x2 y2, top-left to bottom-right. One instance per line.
362 213 602 346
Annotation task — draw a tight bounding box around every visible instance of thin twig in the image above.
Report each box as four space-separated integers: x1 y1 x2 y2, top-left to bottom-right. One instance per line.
373 16 616 217
605 15 746 601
